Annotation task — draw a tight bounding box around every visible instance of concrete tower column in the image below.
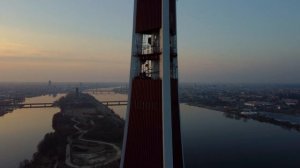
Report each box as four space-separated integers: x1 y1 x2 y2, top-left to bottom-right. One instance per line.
120 0 183 167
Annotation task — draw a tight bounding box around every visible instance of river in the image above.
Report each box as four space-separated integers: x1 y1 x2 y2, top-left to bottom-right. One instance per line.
91 92 300 168
1 92 300 168
180 105 300 168
0 94 65 168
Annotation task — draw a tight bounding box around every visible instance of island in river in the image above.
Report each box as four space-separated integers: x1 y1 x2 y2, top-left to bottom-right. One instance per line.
20 92 124 168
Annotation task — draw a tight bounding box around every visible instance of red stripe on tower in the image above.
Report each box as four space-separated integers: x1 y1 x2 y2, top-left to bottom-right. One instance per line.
120 0 183 168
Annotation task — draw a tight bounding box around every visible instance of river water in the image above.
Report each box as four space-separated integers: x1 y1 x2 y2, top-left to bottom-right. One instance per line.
0 94 65 168
180 105 300 168
92 92 300 168
1 92 300 168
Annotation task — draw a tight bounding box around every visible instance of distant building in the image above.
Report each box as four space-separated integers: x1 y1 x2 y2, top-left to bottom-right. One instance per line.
244 101 273 107
219 96 235 103
76 87 79 97
283 99 298 106
48 80 52 86
0 99 12 106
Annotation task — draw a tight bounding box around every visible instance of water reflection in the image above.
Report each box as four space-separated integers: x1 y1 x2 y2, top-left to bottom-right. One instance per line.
1 92 300 168
90 92 300 167
181 104 300 168
0 94 65 168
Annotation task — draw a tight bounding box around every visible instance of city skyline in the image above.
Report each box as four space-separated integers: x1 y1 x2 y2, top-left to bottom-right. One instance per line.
1 0 300 83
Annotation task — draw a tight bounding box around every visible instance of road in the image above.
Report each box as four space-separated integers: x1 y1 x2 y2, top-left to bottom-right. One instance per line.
65 117 121 168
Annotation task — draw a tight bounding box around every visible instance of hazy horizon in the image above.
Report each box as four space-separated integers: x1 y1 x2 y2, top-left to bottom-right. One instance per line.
1 0 300 83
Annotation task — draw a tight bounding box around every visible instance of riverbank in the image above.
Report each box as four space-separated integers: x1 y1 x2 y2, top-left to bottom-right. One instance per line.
0 93 63 117
0 107 14 117
20 92 124 168
187 102 300 132
113 88 300 132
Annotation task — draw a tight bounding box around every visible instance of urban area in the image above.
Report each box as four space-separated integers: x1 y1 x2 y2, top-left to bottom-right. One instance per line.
180 83 300 130
0 82 300 167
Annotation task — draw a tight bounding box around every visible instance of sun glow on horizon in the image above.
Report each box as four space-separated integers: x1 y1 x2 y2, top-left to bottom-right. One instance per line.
0 0 300 83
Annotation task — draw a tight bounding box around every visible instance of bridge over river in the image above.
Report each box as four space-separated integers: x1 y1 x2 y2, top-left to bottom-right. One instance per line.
0 100 128 109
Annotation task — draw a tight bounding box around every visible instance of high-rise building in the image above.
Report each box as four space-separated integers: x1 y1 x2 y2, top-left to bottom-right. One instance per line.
120 0 184 168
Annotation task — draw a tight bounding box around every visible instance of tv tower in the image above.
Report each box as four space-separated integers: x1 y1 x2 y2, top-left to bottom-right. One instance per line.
120 0 184 168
